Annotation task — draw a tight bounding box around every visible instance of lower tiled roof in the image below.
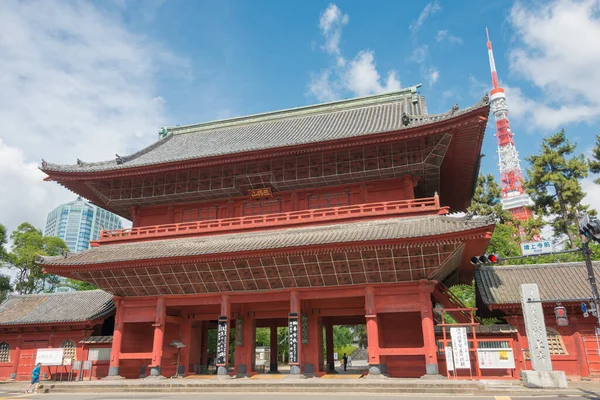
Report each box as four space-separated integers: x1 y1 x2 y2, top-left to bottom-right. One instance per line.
475 262 600 305
0 290 114 326
41 215 494 268
80 336 113 344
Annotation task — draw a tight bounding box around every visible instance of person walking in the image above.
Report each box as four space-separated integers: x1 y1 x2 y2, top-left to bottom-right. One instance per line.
347 355 352 367
342 353 348 372
25 363 42 394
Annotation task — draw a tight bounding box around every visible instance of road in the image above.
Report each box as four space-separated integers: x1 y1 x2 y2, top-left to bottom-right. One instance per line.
0 394 597 400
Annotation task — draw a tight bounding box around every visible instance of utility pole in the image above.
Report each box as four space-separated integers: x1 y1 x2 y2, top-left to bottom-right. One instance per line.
579 213 600 327
582 240 600 326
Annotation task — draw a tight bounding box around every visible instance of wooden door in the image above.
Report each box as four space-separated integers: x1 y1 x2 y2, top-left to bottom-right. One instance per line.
17 340 49 379
582 334 600 377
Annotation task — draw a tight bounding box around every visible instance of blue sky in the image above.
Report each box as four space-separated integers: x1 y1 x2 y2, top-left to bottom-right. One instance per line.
1 0 600 235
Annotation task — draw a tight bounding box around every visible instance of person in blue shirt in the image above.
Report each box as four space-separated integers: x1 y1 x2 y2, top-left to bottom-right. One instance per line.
25 363 42 394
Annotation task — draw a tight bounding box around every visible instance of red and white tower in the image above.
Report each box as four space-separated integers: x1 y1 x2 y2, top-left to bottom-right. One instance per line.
486 29 533 222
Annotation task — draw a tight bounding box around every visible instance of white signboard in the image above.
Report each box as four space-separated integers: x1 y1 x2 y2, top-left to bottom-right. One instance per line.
35 348 64 366
521 240 553 256
477 348 515 369
444 346 454 371
450 327 470 369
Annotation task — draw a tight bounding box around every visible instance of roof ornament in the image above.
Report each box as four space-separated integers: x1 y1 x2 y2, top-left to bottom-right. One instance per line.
451 102 459 114
482 92 490 104
158 126 168 139
41 159 47 169
76 158 84 167
61 249 68 258
401 112 410 126
410 84 421 104
115 154 123 165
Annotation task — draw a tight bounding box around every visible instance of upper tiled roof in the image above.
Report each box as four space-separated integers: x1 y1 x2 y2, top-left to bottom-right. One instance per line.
0 290 114 326
41 215 494 268
41 87 489 173
475 262 600 305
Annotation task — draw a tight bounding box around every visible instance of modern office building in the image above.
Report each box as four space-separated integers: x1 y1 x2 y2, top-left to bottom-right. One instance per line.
44 197 123 252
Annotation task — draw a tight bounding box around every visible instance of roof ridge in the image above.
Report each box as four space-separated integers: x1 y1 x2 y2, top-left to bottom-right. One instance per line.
5 289 108 299
167 85 423 136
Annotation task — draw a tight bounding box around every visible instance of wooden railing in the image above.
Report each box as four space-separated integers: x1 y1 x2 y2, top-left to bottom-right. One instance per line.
97 195 445 244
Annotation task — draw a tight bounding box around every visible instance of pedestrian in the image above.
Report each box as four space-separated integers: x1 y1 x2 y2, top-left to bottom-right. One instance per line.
25 363 42 394
347 355 352 367
342 353 348 371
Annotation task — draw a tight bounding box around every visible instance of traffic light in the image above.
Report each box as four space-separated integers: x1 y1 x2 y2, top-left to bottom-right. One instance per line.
470 254 501 266
579 218 600 243
554 306 569 327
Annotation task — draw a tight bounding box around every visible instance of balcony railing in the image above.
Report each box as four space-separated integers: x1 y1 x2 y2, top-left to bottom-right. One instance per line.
96 195 446 244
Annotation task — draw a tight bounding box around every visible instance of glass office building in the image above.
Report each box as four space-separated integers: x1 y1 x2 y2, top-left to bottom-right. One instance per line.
44 197 123 252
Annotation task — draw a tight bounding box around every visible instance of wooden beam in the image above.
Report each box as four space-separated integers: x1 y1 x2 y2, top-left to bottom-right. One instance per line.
299 287 366 300
378 347 425 356
317 307 366 317
165 296 221 307
191 313 220 322
165 315 183 324
119 352 153 360
251 310 289 319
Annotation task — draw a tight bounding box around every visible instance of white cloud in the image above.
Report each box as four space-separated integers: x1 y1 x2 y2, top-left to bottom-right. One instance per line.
309 4 402 101
409 2 442 35
409 45 428 64
426 68 440 87
0 0 188 237
582 178 600 215
507 0 600 129
319 3 349 67
435 29 463 44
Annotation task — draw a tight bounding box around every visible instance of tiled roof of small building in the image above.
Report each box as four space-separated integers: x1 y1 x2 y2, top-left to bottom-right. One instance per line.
41 215 494 267
41 87 489 173
0 290 114 326
80 336 113 344
475 262 600 305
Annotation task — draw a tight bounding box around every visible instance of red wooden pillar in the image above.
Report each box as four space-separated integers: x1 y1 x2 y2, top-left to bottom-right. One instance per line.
150 297 166 377
419 280 438 376
301 301 321 375
324 318 335 373
365 286 383 374
570 316 590 378
234 306 256 377
269 322 279 373
106 298 125 379
200 321 209 370
506 316 524 377
288 290 301 375
217 295 231 377
10 336 22 380
179 314 192 375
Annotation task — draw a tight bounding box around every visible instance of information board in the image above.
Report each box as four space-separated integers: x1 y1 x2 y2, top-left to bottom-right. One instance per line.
35 348 64 366
288 313 299 365
216 316 228 366
450 327 470 369
477 348 515 369
444 346 454 371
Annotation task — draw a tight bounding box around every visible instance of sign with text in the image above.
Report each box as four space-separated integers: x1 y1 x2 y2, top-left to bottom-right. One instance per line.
35 348 64 366
249 188 272 199
521 240 553 256
288 313 299 365
444 346 454 372
477 348 515 369
450 327 470 369
520 283 552 371
216 316 229 366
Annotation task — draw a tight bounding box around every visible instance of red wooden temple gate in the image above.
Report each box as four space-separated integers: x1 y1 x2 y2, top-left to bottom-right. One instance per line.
40 87 494 378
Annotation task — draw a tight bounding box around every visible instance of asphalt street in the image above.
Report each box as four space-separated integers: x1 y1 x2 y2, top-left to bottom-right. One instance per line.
0 394 598 400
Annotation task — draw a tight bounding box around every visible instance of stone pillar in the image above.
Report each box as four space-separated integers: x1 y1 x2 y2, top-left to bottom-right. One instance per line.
570 316 590 378
419 280 439 376
269 323 279 373
179 314 192 375
325 319 335 373
216 295 231 377
106 298 125 379
149 297 166 378
365 286 384 376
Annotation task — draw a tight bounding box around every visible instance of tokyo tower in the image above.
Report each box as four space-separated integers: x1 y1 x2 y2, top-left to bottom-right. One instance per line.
486 29 533 222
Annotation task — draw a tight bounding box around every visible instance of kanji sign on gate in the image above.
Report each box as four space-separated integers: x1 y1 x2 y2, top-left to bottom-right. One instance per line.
216 316 228 366
288 313 299 365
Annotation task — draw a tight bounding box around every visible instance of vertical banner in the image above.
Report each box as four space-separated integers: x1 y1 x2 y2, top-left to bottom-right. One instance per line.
445 346 454 372
216 316 228 366
288 313 299 365
450 327 470 369
301 312 309 345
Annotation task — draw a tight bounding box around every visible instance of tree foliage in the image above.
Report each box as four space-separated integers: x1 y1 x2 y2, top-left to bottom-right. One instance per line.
468 174 514 223
66 279 96 291
589 134 600 185
525 130 590 249
3 223 69 294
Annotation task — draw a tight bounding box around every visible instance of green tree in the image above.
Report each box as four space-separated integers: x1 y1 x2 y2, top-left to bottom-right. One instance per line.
0 275 11 303
468 174 514 223
588 134 600 184
65 279 96 291
525 130 589 249
0 223 13 302
486 223 521 258
5 223 69 294
255 328 270 347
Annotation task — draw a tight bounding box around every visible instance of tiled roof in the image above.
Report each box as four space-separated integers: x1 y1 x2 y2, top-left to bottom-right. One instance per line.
41 215 494 268
80 336 113 344
0 290 114 326
41 88 489 173
475 262 600 305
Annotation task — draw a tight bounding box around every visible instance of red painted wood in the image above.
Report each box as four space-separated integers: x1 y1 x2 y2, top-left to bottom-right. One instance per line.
179 315 192 374
151 298 166 368
110 299 124 369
